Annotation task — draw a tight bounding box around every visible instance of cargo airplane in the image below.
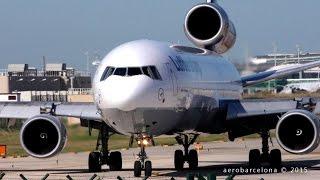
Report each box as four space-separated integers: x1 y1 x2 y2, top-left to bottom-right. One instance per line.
1 1 320 177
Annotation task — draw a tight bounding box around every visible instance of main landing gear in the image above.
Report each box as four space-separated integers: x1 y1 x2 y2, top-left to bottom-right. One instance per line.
134 135 153 177
248 130 282 167
88 123 122 172
174 133 199 170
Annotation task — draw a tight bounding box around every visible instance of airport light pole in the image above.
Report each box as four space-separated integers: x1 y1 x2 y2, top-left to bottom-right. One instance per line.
296 44 301 64
83 51 90 75
272 42 277 66
207 0 216 3
296 45 302 79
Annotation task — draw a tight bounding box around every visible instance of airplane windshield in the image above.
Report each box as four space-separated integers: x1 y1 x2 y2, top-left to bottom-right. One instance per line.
149 66 162 80
142 66 162 80
142 67 151 78
100 67 115 81
100 66 162 81
114 68 127 76
128 67 142 76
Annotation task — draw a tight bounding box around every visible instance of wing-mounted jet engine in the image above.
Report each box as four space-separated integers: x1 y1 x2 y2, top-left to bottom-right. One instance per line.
276 110 320 154
184 2 236 54
20 114 67 158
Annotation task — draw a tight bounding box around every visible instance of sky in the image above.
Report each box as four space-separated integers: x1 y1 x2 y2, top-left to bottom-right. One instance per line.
0 0 320 70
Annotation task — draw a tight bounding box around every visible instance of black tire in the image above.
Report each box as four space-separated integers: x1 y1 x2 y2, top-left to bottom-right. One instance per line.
109 151 122 171
249 149 261 167
174 150 184 170
88 152 102 172
134 161 142 177
144 160 152 177
270 149 282 167
188 149 198 170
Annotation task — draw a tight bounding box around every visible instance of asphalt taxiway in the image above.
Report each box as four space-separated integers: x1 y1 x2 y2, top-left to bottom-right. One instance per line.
1 139 320 180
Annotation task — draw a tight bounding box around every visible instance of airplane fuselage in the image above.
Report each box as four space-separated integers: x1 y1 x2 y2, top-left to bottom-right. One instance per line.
93 40 243 136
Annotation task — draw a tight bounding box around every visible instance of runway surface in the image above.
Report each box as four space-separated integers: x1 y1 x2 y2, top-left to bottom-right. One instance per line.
1 139 320 180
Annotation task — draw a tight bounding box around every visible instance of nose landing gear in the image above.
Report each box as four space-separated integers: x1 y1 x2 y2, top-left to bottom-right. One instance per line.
134 135 153 177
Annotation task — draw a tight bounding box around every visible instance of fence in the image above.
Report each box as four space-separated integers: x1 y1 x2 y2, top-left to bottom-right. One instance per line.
0 172 238 180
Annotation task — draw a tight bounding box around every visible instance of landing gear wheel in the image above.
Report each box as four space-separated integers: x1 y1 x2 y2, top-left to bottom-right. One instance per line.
145 160 152 177
188 149 198 169
109 151 122 171
249 149 261 167
174 133 200 171
134 161 142 177
174 150 184 170
88 152 102 172
270 149 282 167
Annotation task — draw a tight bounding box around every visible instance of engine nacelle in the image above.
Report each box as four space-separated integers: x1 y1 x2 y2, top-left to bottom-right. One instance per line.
276 110 320 154
184 3 236 54
20 115 67 158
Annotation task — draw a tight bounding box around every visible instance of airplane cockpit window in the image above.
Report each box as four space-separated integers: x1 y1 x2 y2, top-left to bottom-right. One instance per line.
141 66 162 80
128 67 142 76
100 66 162 80
100 67 115 81
149 66 162 80
114 68 127 76
142 67 151 78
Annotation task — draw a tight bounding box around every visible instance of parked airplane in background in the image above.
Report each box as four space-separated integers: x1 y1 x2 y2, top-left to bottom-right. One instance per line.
1 1 320 177
281 81 320 94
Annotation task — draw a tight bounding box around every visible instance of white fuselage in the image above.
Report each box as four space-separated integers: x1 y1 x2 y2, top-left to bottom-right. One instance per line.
93 40 243 136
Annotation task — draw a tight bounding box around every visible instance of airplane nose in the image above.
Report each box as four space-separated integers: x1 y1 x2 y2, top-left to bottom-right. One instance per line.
100 76 154 111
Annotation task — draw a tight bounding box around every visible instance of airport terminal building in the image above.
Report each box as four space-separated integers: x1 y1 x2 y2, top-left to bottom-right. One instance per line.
0 63 92 102
0 63 93 128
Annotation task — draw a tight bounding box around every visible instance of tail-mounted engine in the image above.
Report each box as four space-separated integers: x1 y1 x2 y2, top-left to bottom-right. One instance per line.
20 115 67 158
184 3 236 54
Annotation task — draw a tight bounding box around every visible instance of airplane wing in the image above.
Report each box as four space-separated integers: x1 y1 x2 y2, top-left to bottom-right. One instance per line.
241 61 320 87
221 98 318 140
0 102 102 121
221 99 298 120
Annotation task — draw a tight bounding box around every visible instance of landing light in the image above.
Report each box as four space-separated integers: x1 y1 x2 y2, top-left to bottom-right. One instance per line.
142 139 149 146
